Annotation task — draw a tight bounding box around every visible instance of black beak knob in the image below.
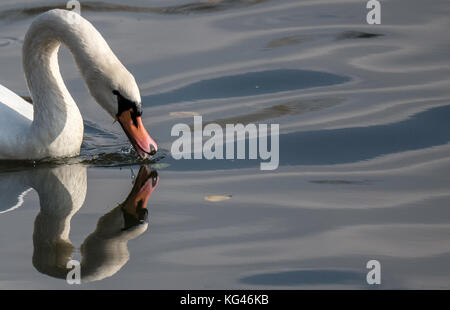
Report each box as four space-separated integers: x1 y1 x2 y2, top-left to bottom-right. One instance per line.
149 144 156 156
150 170 158 187
136 207 148 223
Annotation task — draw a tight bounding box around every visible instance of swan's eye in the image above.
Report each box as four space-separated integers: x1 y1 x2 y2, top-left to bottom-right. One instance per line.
113 90 142 126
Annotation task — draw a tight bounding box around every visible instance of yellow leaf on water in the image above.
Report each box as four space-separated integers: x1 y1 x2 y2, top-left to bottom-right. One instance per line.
170 111 199 118
151 163 170 169
204 194 232 202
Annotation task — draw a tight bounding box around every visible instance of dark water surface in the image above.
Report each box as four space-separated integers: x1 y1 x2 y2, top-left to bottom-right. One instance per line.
0 0 450 289
144 69 350 106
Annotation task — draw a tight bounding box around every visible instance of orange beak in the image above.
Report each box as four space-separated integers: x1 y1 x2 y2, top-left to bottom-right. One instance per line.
117 109 158 159
121 166 159 229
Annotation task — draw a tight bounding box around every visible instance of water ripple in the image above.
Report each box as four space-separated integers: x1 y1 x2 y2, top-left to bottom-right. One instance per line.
0 0 270 22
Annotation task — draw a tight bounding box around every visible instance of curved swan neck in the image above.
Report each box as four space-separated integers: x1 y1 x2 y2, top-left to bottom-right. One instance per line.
22 10 119 140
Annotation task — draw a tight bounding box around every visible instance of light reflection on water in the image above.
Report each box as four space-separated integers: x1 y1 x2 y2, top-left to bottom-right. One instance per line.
0 0 450 289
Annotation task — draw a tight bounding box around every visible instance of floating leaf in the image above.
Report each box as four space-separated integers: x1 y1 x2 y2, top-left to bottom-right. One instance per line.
151 163 170 169
204 194 232 202
170 111 199 118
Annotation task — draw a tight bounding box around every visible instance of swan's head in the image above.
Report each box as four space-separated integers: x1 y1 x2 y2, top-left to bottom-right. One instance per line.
85 64 158 158
121 166 158 230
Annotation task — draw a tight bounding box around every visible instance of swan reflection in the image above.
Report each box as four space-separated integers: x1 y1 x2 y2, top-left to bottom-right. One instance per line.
0 164 158 283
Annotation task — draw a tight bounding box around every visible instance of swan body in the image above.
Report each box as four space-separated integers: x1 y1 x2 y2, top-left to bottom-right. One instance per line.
0 9 157 160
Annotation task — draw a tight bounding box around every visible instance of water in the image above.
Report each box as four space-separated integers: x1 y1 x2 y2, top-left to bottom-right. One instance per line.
0 0 450 289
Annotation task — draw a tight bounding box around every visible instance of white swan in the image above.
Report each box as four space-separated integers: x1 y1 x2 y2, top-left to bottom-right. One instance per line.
0 9 157 160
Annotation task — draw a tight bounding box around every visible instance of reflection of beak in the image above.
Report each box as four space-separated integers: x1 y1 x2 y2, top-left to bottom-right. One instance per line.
117 109 158 159
121 166 159 230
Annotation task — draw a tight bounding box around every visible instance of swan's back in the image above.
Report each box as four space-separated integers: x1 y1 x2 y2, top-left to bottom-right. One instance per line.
0 84 33 133
0 84 34 158
0 84 33 120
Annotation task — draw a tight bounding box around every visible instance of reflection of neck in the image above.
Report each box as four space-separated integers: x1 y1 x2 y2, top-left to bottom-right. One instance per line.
31 165 87 240
31 166 149 282
31 165 87 278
